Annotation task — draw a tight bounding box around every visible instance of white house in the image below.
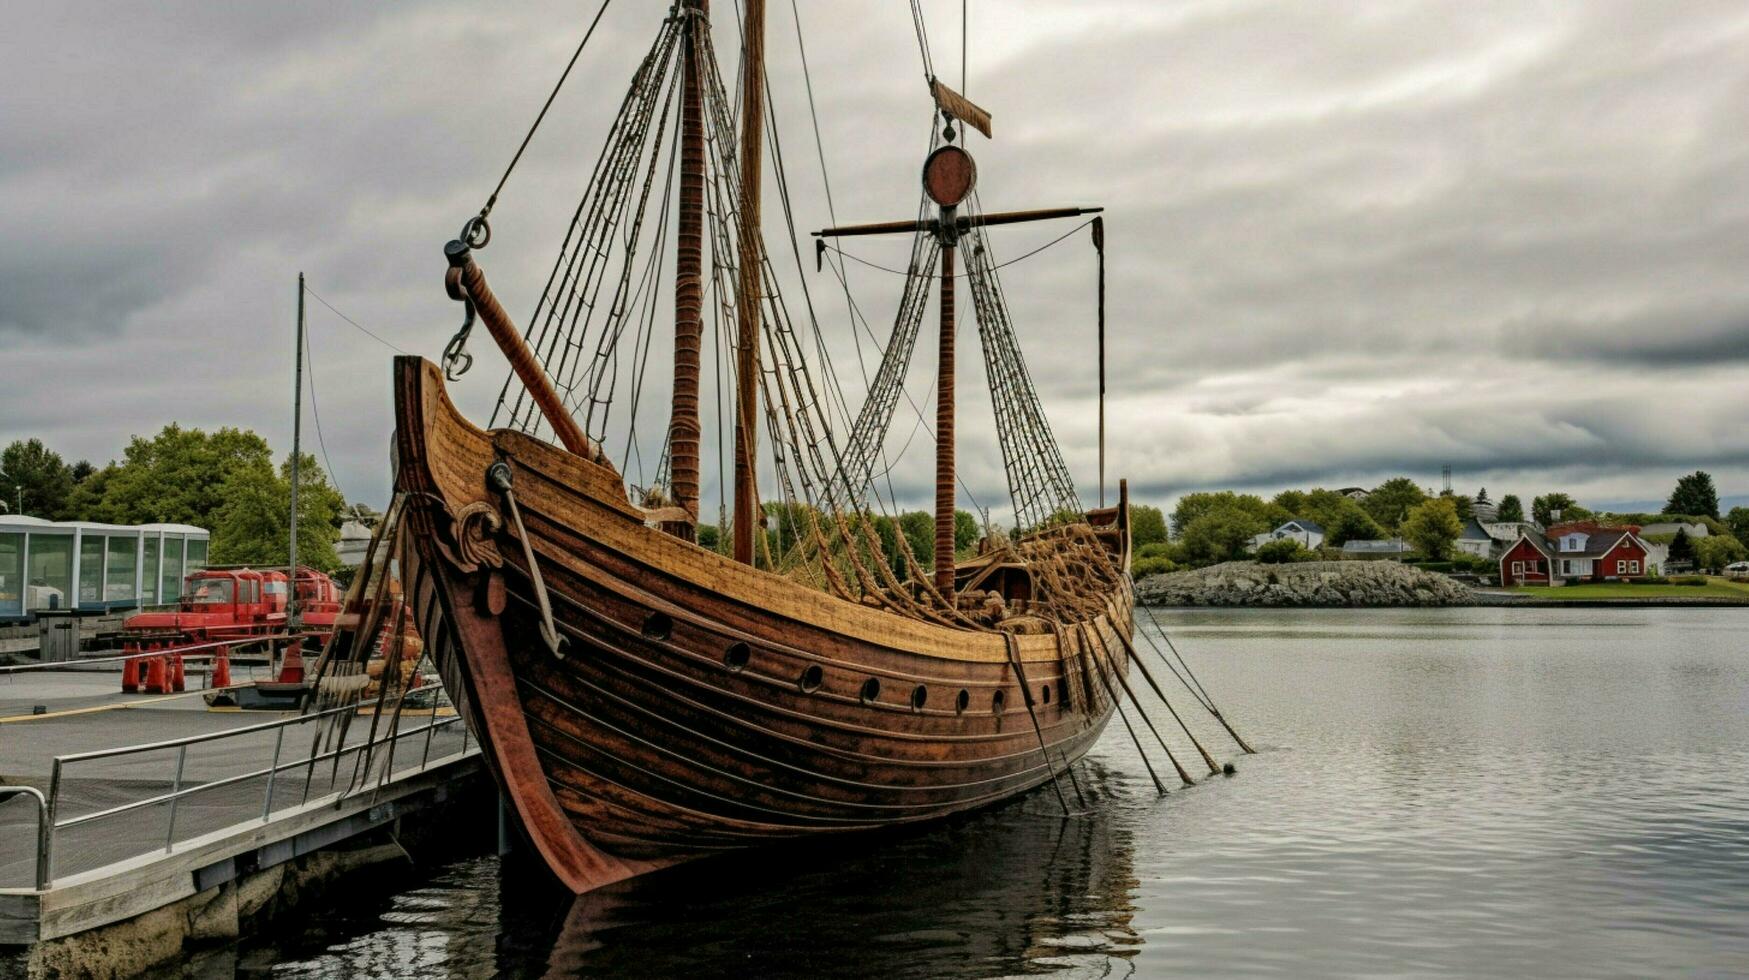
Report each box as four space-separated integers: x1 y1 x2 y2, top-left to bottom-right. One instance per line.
1455 517 1494 558
1251 519 1325 551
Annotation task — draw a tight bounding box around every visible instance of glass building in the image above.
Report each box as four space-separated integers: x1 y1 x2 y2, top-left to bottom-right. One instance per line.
0 517 210 621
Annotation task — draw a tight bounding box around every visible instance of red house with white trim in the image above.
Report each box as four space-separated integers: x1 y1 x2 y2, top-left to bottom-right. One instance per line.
1499 523 1652 586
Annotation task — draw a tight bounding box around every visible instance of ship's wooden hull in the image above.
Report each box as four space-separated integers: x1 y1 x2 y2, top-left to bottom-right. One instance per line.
392 357 1133 893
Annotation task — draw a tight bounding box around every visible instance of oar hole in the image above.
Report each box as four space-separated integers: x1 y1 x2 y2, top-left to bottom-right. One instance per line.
955 689 970 713
1041 684 1052 704
723 642 750 672
910 685 928 710
860 677 882 704
799 664 824 693
641 611 673 641
992 689 1006 714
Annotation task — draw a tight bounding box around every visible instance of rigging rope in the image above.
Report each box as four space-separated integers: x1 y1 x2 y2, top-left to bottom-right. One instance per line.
303 284 409 355
908 0 936 84
470 0 616 238
299 315 348 505
821 218 1095 278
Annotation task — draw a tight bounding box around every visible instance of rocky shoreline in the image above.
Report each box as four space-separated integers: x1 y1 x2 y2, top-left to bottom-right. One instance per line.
1135 560 1475 607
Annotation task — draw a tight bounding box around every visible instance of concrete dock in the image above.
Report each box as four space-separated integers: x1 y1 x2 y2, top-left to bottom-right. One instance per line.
0 666 485 974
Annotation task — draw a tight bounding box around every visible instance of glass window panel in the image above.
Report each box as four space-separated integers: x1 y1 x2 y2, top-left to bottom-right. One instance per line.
189 578 234 605
105 536 138 602
27 534 75 609
161 538 183 603
80 535 104 603
186 538 208 573
141 538 160 602
0 533 22 617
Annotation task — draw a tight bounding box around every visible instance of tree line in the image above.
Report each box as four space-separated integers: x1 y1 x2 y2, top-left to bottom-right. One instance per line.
1127 470 1749 576
2 429 351 572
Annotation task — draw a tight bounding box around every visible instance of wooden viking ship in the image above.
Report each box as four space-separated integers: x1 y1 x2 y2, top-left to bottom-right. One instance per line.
319 0 1249 895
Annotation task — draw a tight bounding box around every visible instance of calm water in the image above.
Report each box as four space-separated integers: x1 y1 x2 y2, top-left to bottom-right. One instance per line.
40 608 1749 977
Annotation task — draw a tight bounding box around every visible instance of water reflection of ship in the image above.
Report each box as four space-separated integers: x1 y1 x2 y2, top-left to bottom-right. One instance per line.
501 760 1141 979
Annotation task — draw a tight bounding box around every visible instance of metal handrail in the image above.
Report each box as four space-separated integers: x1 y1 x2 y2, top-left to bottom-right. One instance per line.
0 786 50 890
0 635 289 674
53 714 464 831
50 682 447 763
33 682 470 889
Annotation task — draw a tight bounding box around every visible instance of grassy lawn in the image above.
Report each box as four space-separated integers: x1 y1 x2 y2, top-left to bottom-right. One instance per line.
1506 578 1749 602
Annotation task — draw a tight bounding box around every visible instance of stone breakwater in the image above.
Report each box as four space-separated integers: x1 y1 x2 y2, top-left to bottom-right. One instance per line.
1135 560 1475 607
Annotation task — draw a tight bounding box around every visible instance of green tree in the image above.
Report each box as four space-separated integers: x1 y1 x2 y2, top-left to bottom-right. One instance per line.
1496 494 1525 523
1401 497 1463 561
1666 471 1721 519
1172 492 1285 538
896 511 934 571
1726 507 1749 546
1129 504 1168 548
210 453 344 571
1695 535 1747 573
1179 506 1270 565
696 523 721 552
1532 492 1577 526
0 439 78 519
870 514 903 576
1305 489 1358 529
954 509 979 554
64 463 118 522
89 425 275 527
1271 490 1309 518
1668 528 1696 566
1325 507 1385 546
1362 477 1428 531
1439 490 1475 522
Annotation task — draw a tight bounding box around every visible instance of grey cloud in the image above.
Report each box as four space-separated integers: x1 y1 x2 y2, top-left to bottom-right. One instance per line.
2 0 1747 520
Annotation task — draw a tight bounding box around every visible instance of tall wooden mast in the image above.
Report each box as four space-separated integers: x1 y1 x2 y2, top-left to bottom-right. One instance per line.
669 0 707 540
731 0 766 565
921 143 977 597
933 226 958 594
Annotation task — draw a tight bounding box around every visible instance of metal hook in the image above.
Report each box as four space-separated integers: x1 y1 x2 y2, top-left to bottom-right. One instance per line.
460 215 491 250
442 239 477 380
488 462 567 660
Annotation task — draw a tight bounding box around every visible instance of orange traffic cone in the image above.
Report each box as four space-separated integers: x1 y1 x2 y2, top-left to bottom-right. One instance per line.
121 654 140 693
171 654 186 692
212 648 232 688
145 655 168 695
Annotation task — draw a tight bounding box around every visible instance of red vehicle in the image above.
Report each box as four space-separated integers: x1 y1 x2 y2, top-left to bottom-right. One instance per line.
121 566 344 698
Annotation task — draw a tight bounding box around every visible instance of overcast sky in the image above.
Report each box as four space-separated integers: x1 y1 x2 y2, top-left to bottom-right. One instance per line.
4 1 1747 521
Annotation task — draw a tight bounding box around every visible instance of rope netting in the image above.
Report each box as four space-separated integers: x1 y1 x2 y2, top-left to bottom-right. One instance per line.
474 9 1109 630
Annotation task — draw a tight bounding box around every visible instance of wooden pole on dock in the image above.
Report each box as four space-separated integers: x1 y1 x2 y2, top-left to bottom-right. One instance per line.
289 273 304 631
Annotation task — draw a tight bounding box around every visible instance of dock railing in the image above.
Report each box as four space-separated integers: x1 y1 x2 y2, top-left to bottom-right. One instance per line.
0 788 48 890
17 682 474 890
